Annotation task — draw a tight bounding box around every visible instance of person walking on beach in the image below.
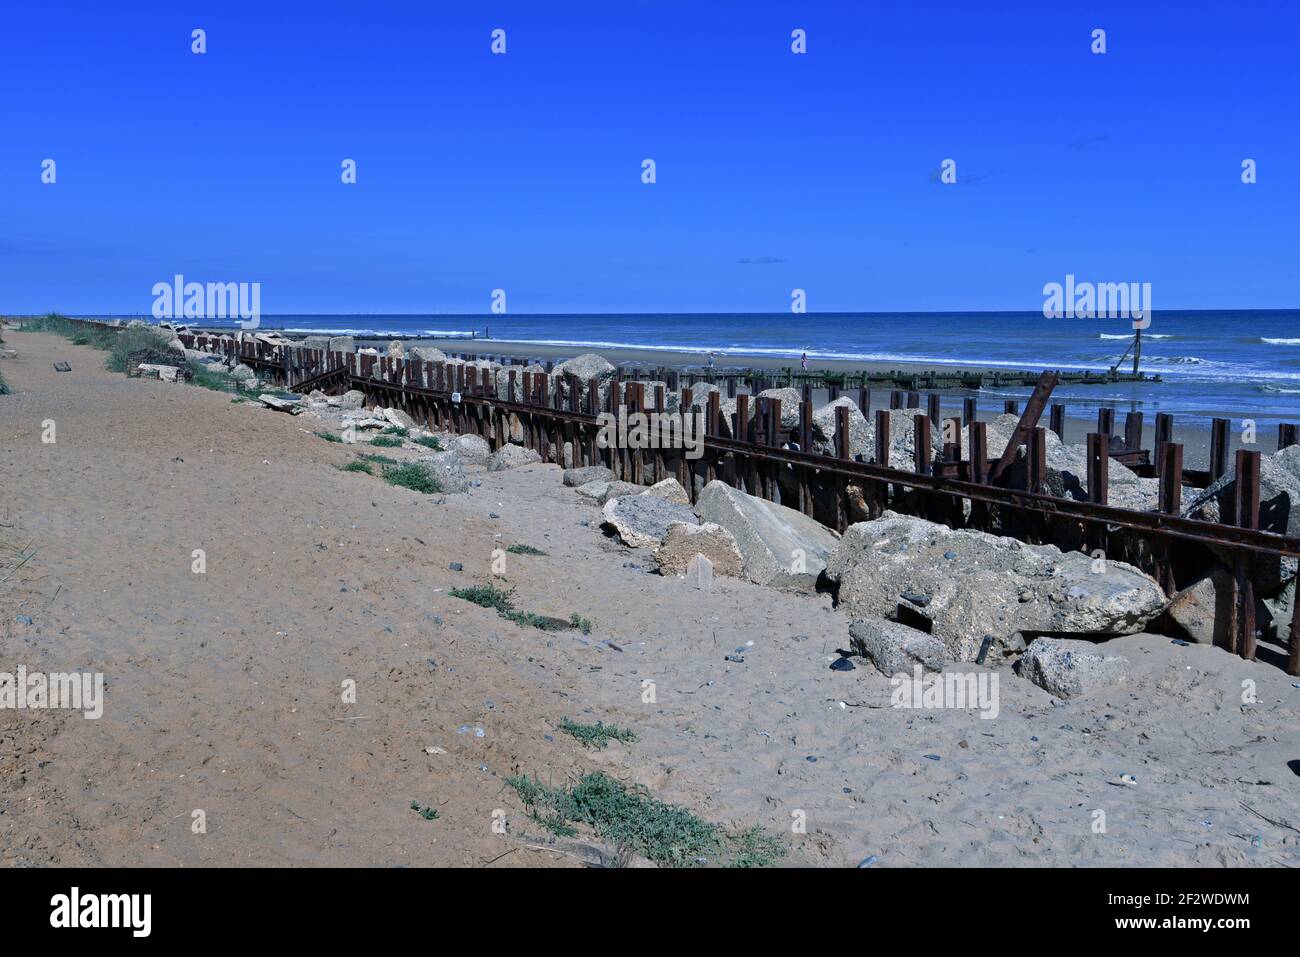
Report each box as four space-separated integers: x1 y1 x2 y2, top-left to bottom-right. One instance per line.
706 351 715 370
800 352 808 372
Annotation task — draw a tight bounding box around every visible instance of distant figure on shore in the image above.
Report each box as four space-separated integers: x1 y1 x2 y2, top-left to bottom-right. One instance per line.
706 351 715 369
800 352 808 372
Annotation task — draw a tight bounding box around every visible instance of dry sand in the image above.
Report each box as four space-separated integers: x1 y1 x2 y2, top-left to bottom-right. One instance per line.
1 329 1297 867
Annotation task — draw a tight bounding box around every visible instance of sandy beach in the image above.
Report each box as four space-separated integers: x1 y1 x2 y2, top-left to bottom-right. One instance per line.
2 328 1297 868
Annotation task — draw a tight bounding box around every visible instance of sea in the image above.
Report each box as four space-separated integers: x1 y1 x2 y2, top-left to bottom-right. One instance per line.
87 310 1300 429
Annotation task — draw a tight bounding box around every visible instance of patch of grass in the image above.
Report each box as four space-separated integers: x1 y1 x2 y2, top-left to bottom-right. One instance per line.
315 430 344 443
26 314 175 374
506 543 547 556
369 434 404 448
357 452 398 466
0 370 7 396
448 583 590 634
380 425 409 437
449 582 516 616
186 361 238 392
412 435 442 450
504 610 571 631
380 461 442 494
339 460 373 474
568 613 593 635
409 800 439 821
505 772 784 868
558 717 637 749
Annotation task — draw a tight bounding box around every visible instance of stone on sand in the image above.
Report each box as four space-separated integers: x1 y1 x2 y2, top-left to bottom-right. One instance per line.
642 477 690 505
601 495 698 550
487 445 542 471
824 512 1167 661
655 521 743 577
1167 567 1269 645
694 480 840 590
451 433 492 465
410 346 448 364
258 394 303 414
564 465 615 487
336 390 366 410
848 619 948 675
1017 637 1130 699
381 407 417 430
418 450 470 493
685 554 713 590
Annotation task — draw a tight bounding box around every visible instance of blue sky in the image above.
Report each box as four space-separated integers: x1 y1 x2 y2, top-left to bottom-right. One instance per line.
2 1 1296 314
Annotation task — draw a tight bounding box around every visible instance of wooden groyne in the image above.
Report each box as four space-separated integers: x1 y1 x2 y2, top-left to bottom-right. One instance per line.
163 330 1300 676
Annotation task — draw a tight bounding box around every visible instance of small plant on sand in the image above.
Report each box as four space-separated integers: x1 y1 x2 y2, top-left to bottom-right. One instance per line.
339 460 372 474
357 452 398 466
380 426 409 437
568 613 592 635
449 582 516 616
412 435 442 450
449 583 589 633
505 772 785 868
558 718 637 749
409 800 439 821
506 543 547 556
380 462 442 494
369 434 404 448
315 430 343 443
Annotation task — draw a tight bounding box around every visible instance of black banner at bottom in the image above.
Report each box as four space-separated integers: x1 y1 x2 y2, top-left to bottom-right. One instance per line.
0 867 1279 942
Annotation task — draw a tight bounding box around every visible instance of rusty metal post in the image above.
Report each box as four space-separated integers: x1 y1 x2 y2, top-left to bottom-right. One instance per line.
1233 449 1261 661
1208 418 1230 482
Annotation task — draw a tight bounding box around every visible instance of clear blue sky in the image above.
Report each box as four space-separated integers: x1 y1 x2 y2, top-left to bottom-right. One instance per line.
2 1 1296 315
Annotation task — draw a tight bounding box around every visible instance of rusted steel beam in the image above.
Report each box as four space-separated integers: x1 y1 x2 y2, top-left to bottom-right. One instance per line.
1050 403 1065 442
1097 407 1114 438
1158 442 1183 515
1279 423 1298 450
1209 418 1230 481
874 409 890 468
989 371 1058 484
969 421 988 484
1234 449 1261 661
1155 412 1173 464
913 414 931 475
1027 427 1047 494
1124 411 1144 451
1086 433 1109 505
